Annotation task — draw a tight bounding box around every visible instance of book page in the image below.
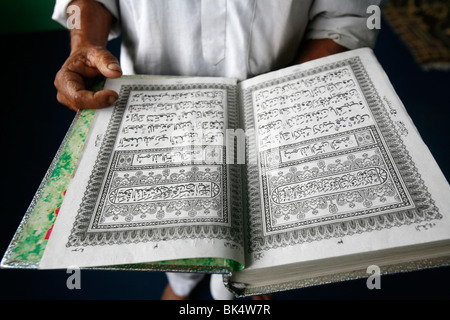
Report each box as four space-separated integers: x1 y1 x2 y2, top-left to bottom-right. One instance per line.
39 76 245 269
239 48 450 270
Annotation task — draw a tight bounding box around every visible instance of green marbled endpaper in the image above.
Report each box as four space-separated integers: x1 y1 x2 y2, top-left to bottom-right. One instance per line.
2 110 96 267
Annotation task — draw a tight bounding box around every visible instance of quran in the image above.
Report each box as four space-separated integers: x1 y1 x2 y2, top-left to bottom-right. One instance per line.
2 48 450 296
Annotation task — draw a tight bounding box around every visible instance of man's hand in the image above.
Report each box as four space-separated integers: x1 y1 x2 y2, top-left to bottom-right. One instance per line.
54 0 121 111
295 38 348 64
55 46 122 112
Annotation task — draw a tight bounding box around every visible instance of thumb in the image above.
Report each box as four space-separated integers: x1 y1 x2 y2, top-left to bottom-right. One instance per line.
87 47 122 78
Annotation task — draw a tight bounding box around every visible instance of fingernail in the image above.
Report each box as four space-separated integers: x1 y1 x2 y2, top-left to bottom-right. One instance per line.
108 63 122 72
108 95 118 105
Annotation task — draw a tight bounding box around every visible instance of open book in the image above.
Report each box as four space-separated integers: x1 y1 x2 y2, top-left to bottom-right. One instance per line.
2 48 449 296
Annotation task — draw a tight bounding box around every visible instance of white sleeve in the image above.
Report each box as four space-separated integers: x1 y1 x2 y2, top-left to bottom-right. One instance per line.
305 0 388 49
52 0 121 40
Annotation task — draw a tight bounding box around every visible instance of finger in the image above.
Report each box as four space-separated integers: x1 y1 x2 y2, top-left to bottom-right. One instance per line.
87 47 122 79
68 78 119 110
67 58 102 79
56 70 118 110
57 89 118 111
72 89 118 110
56 91 80 112
55 69 85 111
91 89 120 108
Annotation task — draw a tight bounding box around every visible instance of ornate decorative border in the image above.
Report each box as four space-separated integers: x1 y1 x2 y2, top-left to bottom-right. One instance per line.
67 82 244 247
91 164 229 229
260 126 413 234
242 57 441 253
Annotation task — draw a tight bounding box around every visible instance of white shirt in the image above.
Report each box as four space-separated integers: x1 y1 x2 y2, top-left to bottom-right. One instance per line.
53 0 383 80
